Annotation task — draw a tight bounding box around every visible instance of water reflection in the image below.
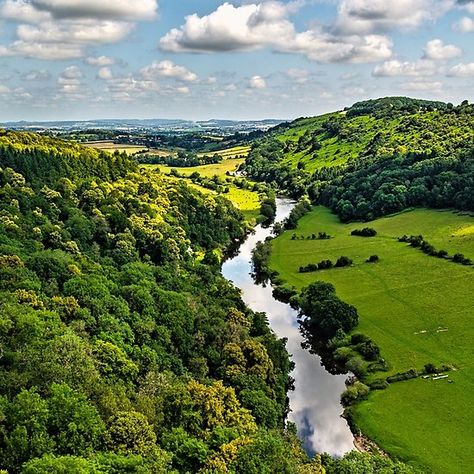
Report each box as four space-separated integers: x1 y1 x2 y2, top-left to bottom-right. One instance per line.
221 198 354 457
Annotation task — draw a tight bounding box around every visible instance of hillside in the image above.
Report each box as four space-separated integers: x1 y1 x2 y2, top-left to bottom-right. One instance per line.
0 131 419 473
255 98 474 473
244 97 474 220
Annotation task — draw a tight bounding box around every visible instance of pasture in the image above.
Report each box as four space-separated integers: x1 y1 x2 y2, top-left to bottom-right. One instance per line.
83 140 147 155
270 206 474 473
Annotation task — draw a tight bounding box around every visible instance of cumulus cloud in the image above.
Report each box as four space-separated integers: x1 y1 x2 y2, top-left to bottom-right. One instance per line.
57 65 84 98
334 0 453 34
0 41 84 60
159 2 295 53
98 67 113 80
457 0 474 13
286 68 311 83
21 69 51 81
372 59 437 76
30 0 158 21
453 16 474 31
0 0 50 23
140 60 198 82
281 31 393 63
16 20 133 44
399 79 443 91
159 1 393 63
249 75 266 89
86 56 116 67
423 39 462 59
0 0 157 60
447 62 474 76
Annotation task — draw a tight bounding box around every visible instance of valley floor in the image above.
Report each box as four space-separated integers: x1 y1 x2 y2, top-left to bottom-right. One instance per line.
270 206 474 473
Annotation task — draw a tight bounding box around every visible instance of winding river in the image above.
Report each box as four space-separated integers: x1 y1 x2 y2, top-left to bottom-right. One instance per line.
221 198 354 457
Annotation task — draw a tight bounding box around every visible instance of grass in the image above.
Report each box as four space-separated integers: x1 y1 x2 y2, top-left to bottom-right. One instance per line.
198 145 251 159
146 157 245 178
83 140 147 155
269 206 474 473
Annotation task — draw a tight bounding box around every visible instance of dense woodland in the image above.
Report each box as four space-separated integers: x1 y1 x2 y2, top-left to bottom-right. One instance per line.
0 131 419 472
244 98 474 221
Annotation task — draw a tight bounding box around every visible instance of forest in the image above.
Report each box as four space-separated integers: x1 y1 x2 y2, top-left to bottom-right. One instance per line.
0 130 420 473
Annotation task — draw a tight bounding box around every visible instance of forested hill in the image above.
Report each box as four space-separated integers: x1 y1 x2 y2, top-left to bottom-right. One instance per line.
245 97 474 221
0 132 298 473
0 130 133 183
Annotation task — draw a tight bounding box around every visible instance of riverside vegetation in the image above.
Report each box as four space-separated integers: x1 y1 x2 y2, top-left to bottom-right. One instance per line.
247 97 474 473
0 129 419 473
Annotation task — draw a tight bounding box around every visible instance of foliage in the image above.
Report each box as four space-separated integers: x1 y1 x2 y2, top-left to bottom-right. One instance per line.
0 131 301 473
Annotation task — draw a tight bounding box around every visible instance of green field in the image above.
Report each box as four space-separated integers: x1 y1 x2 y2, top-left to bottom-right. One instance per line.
149 157 245 178
83 140 148 155
270 206 474 473
198 145 251 159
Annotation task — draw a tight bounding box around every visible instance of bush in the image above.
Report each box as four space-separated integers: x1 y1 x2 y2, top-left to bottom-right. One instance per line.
335 256 353 268
368 379 389 390
345 356 367 378
351 227 377 237
357 341 381 361
341 382 370 406
366 255 379 263
386 368 418 383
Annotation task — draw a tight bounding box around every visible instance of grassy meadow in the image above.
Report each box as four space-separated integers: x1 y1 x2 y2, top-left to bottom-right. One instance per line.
83 140 148 155
150 157 246 178
143 145 261 223
270 206 474 473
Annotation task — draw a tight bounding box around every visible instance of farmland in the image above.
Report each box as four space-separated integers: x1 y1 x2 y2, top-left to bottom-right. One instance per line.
269 206 474 472
83 140 148 155
143 145 262 223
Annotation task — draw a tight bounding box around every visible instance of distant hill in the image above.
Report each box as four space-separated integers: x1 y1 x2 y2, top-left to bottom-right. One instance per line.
244 97 474 220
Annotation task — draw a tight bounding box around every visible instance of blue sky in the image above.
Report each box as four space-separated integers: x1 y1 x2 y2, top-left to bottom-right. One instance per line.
0 0 473 121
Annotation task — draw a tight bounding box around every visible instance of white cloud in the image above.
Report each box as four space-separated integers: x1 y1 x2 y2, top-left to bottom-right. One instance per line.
373 59 437 76
61 66 82 79
286 68 310 83
86 56 116 67
159 1 393 63
30 0 158 21
21 70 51 81
453 16 474 31
447 62 474 76
457 0 474 14
0 85 12 94
140 60 198 82
399 79 443 91
423 39 462 59
282 31 393 63
176 86 190 94
17 20 133 45
0 0 157 60
249 75 266 89
0 41 84 60
160 2 295 53
0 0 51 23
334 0 453 34
98 67 113 80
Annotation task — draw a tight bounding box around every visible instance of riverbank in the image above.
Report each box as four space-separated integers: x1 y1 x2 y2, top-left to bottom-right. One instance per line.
267 204 474 473
221 198 355 457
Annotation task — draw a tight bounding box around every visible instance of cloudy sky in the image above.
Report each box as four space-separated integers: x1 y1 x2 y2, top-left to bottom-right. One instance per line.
0 0 473 121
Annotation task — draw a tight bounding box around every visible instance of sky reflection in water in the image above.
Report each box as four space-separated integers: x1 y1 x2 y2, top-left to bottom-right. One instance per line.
221 199 354 457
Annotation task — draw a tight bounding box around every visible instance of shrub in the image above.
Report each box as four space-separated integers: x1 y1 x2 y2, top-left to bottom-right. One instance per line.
368 379 389 390
335 256 353 268
351 227 377 237
366 255 379 263
341 382 370 406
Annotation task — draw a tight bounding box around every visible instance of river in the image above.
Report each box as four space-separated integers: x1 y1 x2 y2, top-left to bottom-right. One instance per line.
221 198 354 457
